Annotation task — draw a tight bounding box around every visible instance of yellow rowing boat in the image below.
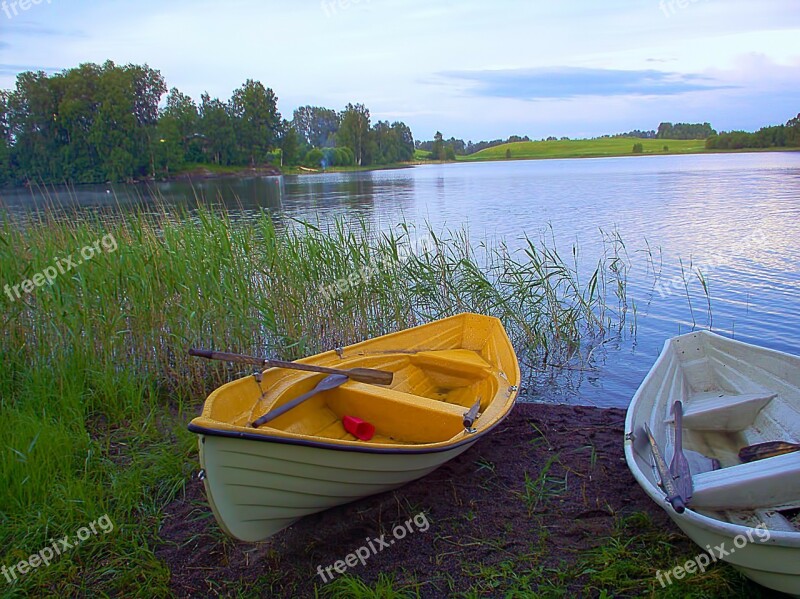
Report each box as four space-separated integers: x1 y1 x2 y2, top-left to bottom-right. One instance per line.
188 313 520 542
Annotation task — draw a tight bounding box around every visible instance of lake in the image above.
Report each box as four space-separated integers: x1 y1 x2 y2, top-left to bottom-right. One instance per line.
3 152 799 408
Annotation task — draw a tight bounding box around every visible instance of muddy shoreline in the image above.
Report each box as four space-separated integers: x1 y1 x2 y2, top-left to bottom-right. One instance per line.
157 403 758 597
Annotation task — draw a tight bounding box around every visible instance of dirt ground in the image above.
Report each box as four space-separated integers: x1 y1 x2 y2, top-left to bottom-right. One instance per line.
156 403 702 598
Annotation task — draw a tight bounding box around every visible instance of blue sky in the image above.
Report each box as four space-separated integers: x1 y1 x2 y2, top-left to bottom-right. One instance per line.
0 0 798 141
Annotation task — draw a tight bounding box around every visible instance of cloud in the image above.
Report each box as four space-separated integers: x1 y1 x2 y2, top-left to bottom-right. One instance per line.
439 67 737 100
0 64 62 77
0 22 87 38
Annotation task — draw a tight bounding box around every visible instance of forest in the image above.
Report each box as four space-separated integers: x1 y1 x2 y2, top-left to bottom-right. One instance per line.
0 61 415 186
706 115 800 150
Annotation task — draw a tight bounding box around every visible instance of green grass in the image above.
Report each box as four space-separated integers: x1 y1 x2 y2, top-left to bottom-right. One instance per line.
318 573 421 598
458 137 707 161
323 512 768 598
413 149 432 161
0 198 628 596
519 454 569 515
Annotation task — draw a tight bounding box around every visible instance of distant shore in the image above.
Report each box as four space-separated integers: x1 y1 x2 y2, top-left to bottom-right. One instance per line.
169 145 800 183
5 145 798 191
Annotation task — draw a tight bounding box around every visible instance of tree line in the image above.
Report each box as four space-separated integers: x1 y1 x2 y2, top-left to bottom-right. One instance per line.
416 133 533 157
705 114 800 150
656 122 716 140
0 61 415 186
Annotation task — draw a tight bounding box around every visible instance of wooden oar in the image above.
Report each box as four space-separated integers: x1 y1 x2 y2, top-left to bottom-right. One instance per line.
739 441 800 463
188 349 393 385
641 422 687 514
252 374 349 428
670 401 693 506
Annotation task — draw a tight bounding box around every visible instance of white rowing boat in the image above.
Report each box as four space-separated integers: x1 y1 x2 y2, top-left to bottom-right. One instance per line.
624 331 800 596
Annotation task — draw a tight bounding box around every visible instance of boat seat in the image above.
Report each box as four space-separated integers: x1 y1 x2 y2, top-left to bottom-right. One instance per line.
325 382 470 444
691 452 800 510
682 390 777 431
410 350 492 378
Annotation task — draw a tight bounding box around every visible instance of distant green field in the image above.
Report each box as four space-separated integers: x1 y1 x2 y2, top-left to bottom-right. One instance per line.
459 138 707 161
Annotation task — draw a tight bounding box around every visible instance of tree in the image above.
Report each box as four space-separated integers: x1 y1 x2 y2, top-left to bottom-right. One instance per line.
199 93 236 166
279 120 302 167
88 63 145 181
54 63 103 182
632 143 644 154
293 106 339 148
0 90 11 186
152 88 199 175
657 122 715 140
787 113 800 146
337 103 371 166
304 148 324 168
371 120 414 164
8 70 61 181
229 79 281 166
430 131 444 160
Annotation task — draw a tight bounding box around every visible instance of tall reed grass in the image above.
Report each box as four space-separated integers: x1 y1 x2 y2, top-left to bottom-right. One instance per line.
0 203 628 595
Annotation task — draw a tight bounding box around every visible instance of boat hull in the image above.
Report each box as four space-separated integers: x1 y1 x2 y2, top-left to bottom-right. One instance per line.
624 331 800 596
197 433 476 542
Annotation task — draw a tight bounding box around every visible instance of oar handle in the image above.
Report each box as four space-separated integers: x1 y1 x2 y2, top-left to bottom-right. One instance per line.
673 401 684 449
188 349 393 385
189 348 266 367
667 495 687 514
463 397 482 430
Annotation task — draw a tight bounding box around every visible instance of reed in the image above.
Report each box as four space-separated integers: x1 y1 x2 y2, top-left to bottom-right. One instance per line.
0 202 627 595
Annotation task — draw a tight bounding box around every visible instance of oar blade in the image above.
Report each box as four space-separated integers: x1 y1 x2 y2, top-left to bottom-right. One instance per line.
670 401 693 504
739 441 800 463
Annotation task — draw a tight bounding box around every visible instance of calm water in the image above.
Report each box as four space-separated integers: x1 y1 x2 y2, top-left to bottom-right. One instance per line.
3 152 799 408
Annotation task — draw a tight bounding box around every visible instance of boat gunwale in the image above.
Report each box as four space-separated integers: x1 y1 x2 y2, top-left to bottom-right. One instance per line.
188 410 513 455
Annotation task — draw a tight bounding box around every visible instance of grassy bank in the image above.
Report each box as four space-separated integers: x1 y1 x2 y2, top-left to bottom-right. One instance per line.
459 138 707 161
0 203 630 596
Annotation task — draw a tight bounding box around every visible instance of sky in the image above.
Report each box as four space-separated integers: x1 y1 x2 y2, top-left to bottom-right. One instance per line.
0 0 798 142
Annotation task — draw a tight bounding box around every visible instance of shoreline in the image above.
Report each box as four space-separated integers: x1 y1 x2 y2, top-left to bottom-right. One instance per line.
454 145 800 165
156 402 761 597
4 147 798 192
